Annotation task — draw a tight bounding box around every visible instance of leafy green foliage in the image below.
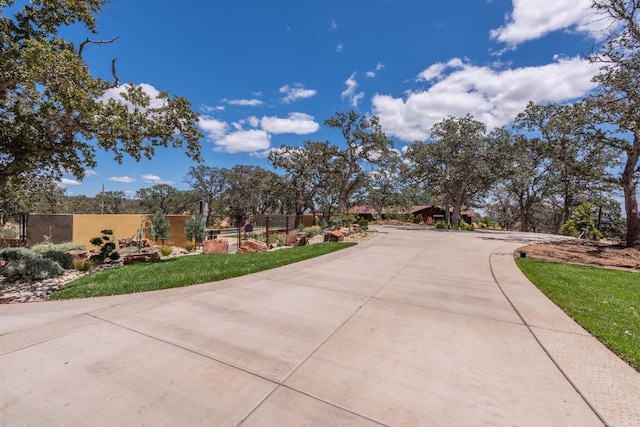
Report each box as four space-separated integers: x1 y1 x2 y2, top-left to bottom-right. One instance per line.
151 211 172 246
560 202 602 240
302 226 322 238
357 219 369 230
3 257 64 282
184 216 207 244
89 229 115 263
0 0 202 191
0 247 38 262
40 250 74 270
405 115 511 226
517 258 640 371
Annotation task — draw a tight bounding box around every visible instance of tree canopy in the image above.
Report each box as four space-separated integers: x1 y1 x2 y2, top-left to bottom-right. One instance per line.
0 0 202 191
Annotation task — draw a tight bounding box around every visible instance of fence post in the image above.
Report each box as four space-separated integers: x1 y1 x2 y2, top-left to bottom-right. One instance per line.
266 217 270 245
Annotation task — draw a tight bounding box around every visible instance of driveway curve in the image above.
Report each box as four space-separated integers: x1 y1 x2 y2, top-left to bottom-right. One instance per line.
1 226 639 426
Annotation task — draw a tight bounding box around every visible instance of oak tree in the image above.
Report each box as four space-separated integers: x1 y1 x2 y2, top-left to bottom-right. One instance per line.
0 0 202 191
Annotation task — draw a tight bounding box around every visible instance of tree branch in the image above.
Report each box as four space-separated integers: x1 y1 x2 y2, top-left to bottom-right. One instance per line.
78 35 119 56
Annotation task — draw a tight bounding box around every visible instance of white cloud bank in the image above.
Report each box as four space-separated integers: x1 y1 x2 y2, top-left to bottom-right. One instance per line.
260 113 320 134
372 56 599 142
199 112 319 154
142 174 173 185
214 130 271 153
490 0 607 47
280 84 317 103
108 176 136 183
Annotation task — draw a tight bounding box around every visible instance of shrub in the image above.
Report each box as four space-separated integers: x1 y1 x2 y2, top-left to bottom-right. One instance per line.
184 242 195 252
41 250 74 269
32 242 86 253
109 251 121 261
435 221 448 229
159 247 172 256
560 202 601 240
184 216 206 244
459 222 475 232
303 226 322 238
90 229 116 264
73 258 94 272
0 247 38 262
0 226 19 239
3 257 64 282
151 211 172 246
357 219 369 230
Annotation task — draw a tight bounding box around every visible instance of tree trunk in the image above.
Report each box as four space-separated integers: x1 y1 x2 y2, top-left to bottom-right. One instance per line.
623 138 640 248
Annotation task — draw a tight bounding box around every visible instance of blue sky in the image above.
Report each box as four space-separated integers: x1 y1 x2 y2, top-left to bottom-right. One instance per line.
56 0 609 196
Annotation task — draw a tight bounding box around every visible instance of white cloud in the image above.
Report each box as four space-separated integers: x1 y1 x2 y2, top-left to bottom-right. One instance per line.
260 112 320 134
214 129 271 153
336 43 343 53
279 83 317 103
341 72 365 108
372 56 599 142
200 104 224 113
366 62 386 78
330 19 337 30
490 0 607 47
97 83 167 111
198 116 228 140
247 116 260 127
84 170 98 177
59 178 81 186
108 176 136 183
224 98 264 106
141 174 173 185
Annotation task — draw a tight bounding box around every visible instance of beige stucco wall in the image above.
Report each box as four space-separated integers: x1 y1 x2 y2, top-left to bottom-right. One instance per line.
72 214 193 250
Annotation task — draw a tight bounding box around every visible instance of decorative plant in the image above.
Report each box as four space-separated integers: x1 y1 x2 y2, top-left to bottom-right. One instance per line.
184 215 206 247
151 211 172 247
90 229 117 263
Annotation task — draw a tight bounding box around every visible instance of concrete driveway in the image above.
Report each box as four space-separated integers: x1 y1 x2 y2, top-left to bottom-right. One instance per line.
1 226 639 426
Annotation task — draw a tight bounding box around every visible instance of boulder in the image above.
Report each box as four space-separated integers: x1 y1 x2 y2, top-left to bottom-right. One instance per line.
238 238 269 253
203 238 229 254
122 251 160 265
324 230 344 242
285 232 308 247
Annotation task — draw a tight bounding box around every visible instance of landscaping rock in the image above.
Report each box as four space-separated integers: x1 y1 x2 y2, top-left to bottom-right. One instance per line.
237 239 269 253
285 232 308 247
203 238 229 254
122 251 160 265
324 230 344 242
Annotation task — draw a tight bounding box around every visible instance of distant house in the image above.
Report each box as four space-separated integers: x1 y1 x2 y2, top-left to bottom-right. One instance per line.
411 205 475 224
348 205 475 224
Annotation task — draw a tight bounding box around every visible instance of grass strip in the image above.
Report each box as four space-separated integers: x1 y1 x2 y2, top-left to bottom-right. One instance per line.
516 258 640 371
49 242 355 300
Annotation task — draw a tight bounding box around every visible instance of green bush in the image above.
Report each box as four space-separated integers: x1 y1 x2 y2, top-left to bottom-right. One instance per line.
41 250 74 269
3 257 64 282
303 226 322 238
109 251 121 261
458 222 475 232
184 242 195 252
0 226 19 239
73 258 93 272
357 219 369 230
0 247 38 262
32 242 86 253
159 247 172 256
435 221 448 229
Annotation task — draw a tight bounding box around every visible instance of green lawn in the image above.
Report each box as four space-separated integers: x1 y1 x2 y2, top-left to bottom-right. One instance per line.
49 242 355 300
516 258 640 371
